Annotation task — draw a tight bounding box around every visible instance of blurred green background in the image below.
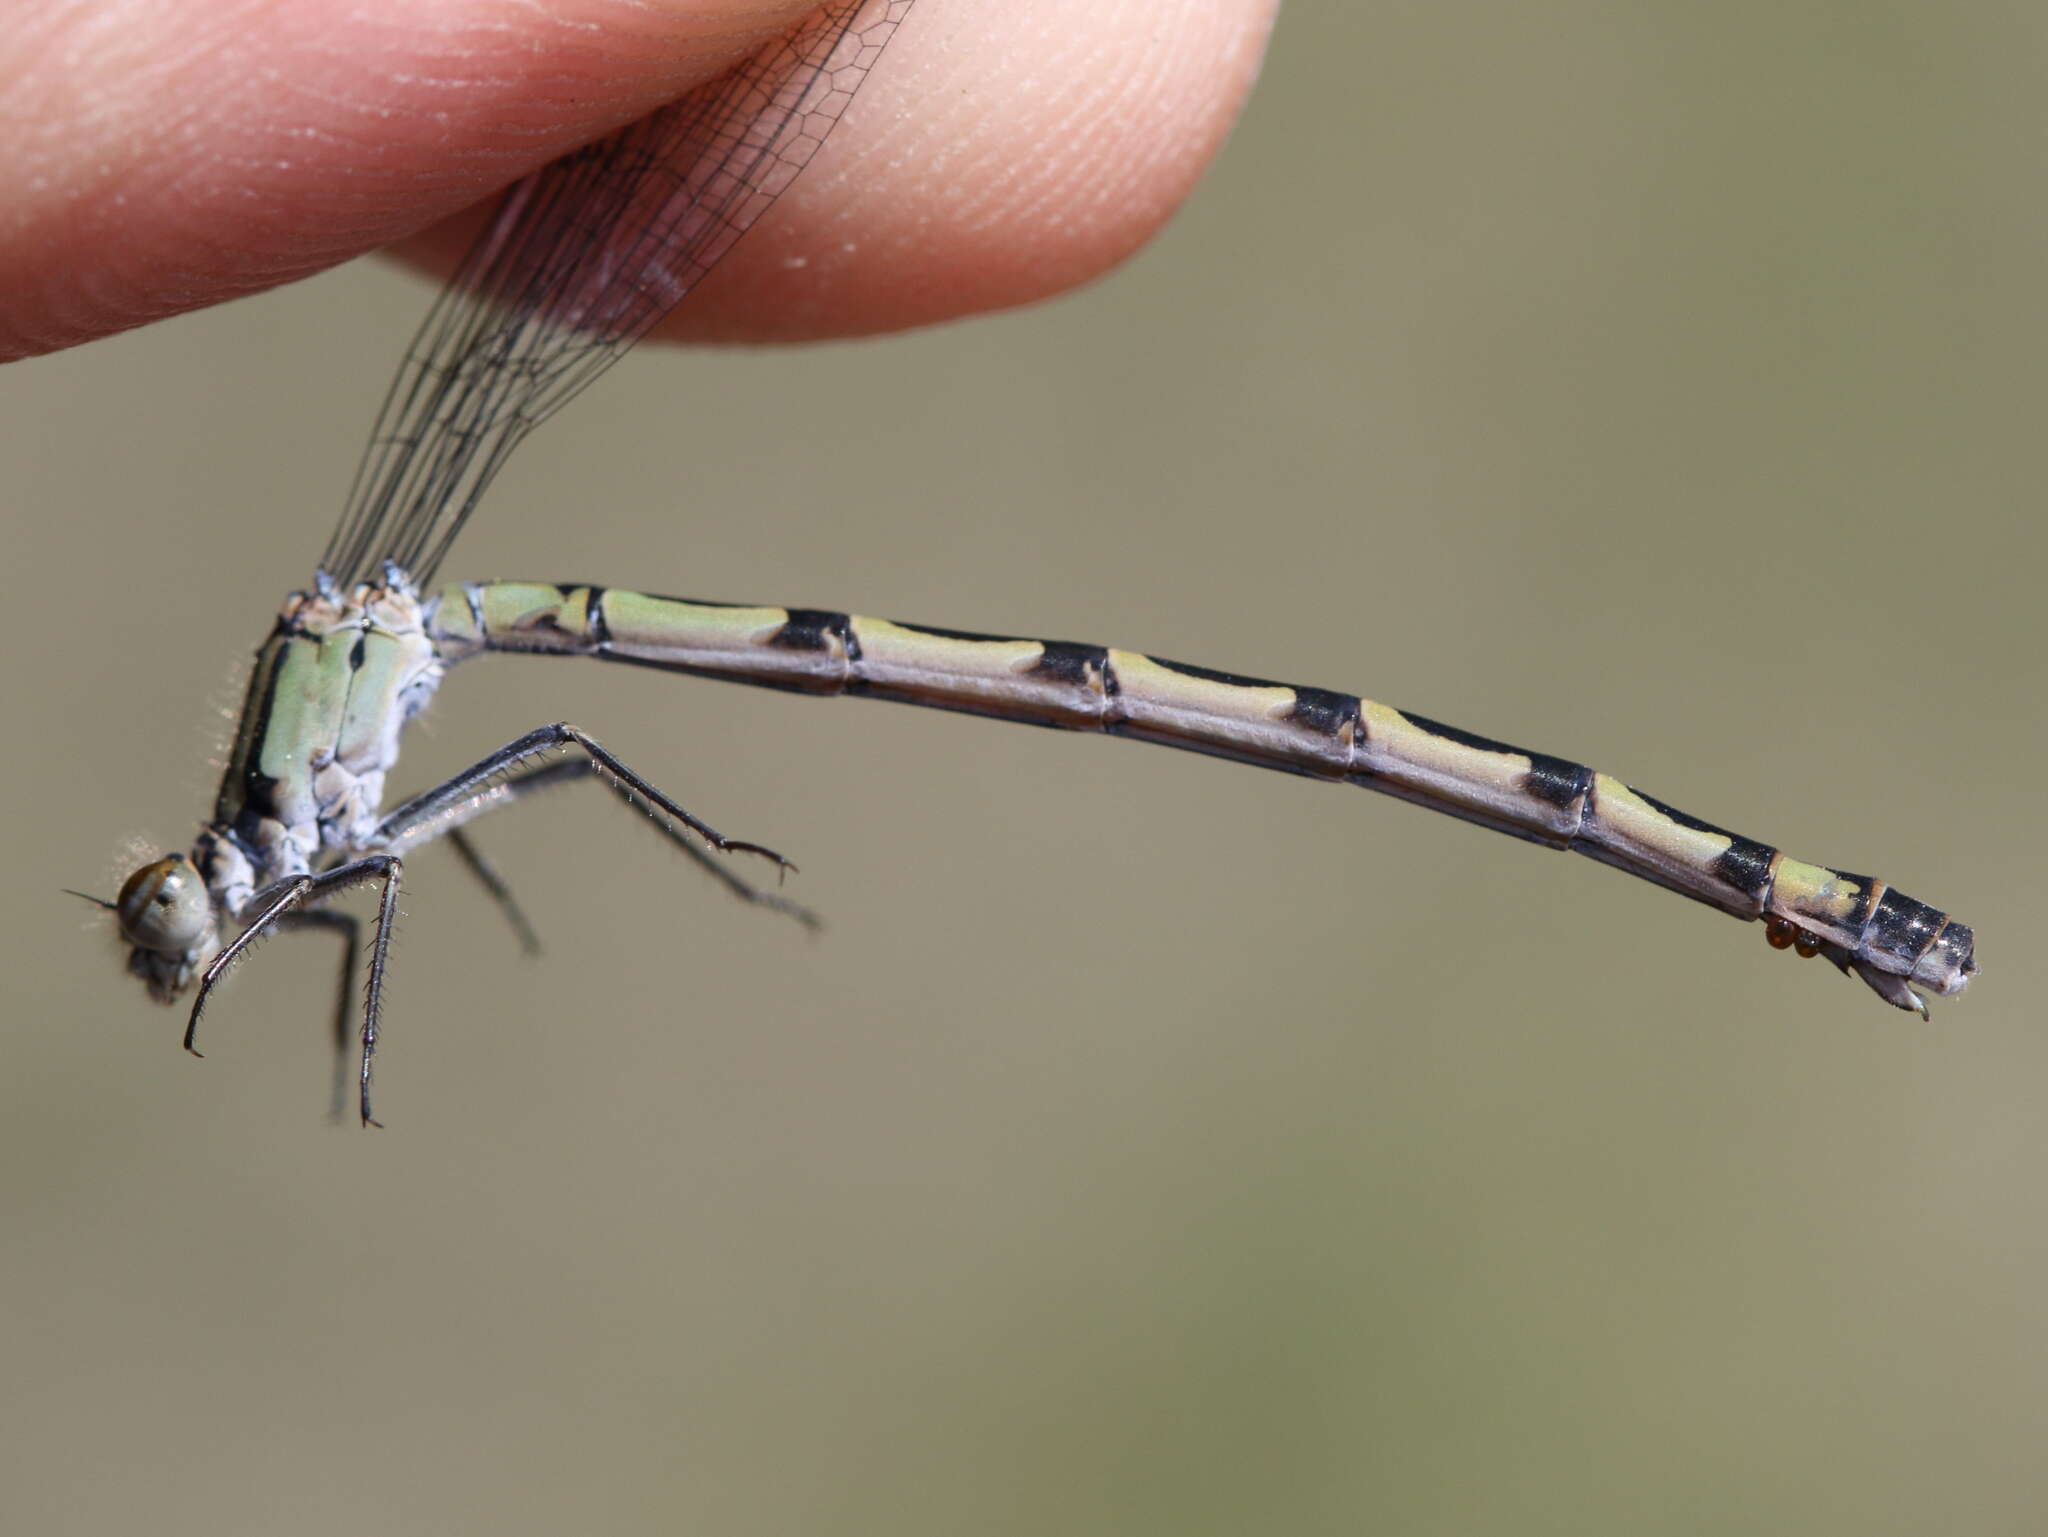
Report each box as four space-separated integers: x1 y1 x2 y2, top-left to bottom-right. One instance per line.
4 3 2044 1534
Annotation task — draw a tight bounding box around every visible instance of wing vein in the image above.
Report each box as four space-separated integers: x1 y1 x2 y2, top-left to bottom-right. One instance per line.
321 0 914 587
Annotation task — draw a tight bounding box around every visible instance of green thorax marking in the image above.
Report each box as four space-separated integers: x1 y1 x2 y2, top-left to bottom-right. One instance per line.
213 582 441 851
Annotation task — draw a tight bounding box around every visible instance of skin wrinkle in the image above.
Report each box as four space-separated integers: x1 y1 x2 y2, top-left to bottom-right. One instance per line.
0 0 1279 359
893 3 1251 283
7 4 822 228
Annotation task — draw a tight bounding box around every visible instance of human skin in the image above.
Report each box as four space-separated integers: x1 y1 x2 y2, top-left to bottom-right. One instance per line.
0 0 1281 361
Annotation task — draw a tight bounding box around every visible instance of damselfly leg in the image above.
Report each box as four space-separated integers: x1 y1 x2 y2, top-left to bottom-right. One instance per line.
186 855 404 1126
271 909 361 1121
373 724 793 874
445 829 543 958
385 752 820 931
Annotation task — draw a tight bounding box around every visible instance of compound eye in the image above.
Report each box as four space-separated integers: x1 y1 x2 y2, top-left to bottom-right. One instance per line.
116 855 212 954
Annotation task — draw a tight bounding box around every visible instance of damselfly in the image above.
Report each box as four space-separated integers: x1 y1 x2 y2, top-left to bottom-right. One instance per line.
74 0 1975 1125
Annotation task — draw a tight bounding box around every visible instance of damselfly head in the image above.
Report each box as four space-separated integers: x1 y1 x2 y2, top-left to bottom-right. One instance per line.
114 854 216 1002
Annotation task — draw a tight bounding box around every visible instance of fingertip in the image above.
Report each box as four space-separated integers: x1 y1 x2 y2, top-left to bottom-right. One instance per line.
623 0 1284 342
0 0 829 357
0 0 1280 358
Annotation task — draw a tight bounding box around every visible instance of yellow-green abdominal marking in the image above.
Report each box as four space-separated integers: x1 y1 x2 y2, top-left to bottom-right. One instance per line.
433 579 1976 1017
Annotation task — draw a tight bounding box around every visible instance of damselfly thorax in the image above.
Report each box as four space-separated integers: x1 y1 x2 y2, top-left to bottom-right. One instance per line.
119 573 445 1005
